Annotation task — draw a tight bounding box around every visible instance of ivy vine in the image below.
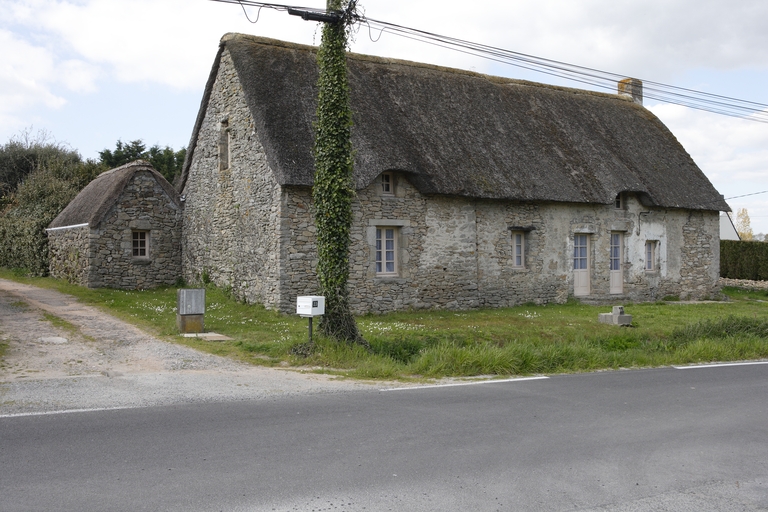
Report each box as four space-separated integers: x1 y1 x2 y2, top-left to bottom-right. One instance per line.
312 0 365 344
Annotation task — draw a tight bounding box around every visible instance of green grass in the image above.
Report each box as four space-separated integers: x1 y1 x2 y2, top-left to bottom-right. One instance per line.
1 269 767 380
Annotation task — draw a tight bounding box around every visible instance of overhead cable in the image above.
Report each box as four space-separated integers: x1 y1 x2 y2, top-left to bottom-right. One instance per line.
210 0 768 123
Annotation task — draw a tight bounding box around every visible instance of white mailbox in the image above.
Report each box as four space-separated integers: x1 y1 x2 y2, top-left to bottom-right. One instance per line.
297 296 325 317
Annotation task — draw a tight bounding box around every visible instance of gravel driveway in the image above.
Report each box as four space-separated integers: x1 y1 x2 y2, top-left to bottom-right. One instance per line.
0 279 376 416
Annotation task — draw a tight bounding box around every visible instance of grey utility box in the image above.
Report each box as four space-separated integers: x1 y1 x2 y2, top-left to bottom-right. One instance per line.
177 288 205 333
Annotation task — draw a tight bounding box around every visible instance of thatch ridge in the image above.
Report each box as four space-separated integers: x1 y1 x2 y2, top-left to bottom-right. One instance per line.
179 33 728 212
49 160 180 229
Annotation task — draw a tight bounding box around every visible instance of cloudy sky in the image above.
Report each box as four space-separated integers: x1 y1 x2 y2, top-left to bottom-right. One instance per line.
2 0 767 233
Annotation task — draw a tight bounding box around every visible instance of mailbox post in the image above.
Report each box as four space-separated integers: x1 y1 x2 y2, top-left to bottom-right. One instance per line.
296 296 325 343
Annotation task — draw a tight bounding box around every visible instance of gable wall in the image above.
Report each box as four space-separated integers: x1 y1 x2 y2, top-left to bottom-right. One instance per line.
181 48 283 307
88 171 182 289
276 176 721 314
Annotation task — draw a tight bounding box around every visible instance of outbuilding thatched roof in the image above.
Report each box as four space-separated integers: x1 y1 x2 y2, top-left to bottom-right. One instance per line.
179 34 728 212
49 160 180 229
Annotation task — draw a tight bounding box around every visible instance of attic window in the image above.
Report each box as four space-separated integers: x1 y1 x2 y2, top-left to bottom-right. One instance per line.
381 172 394 195
219 120 230 171
614 193 624 210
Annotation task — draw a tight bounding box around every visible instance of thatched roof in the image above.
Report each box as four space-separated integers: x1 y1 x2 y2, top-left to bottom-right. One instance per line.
49 160 180 229
179 34 728 211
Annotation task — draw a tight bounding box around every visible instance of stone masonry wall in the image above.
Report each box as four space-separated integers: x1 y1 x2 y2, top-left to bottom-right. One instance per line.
89 171 181 289
47 224 90 286
181 48 283 307
277 180 722 314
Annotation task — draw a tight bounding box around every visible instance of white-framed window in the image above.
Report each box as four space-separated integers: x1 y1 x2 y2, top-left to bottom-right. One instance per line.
645 240 658 271
375 227 398 276
381 172 394 195
610 233 622 271
511 231 525 268
614 193 624 210
132 230 149 258
219 119 230 171
609 232 624 294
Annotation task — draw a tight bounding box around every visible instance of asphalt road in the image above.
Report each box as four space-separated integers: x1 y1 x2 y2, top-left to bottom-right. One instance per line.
2 363 767 511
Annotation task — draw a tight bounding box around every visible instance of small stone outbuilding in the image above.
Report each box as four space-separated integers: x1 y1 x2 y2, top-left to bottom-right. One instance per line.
47 160 182 289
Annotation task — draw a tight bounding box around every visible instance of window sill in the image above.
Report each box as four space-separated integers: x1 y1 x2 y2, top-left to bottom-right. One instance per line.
374 276 406 284
132 258 152 265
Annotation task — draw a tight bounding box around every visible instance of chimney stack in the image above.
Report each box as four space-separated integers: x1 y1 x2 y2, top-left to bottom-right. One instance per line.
618 78 643 105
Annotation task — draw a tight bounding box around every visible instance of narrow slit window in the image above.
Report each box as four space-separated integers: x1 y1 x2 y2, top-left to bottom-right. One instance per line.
511 231 525 268
645 241 658 271
219 120 230 171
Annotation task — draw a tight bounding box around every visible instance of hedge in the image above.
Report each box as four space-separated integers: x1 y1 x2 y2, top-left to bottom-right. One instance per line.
720 240 768 281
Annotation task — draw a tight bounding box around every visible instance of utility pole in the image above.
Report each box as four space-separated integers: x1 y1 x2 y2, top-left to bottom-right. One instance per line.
296 0 364 344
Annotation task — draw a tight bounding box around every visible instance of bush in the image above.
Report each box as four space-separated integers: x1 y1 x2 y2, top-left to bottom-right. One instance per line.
0 139 104 275
720 240 768 281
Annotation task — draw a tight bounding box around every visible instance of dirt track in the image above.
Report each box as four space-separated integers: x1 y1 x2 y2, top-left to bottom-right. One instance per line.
0 279 375 415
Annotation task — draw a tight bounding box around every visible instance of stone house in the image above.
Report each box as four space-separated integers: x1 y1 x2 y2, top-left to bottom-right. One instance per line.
180 34 727 313
47 160 182 289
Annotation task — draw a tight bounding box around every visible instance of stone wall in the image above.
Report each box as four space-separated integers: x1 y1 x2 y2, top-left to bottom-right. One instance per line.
47 224 90 285
277 179 722 313
181 48 283 307
89 171 182 289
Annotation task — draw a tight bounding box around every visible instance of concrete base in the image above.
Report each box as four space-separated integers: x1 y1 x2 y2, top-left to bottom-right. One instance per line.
177 314 204 333
598 306 632 326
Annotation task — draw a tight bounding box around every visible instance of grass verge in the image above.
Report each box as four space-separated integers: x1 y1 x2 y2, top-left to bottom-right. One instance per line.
1 269 766 380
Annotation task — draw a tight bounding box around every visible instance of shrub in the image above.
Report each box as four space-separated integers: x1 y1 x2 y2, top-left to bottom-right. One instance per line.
720 240 768 281
0 143 104 275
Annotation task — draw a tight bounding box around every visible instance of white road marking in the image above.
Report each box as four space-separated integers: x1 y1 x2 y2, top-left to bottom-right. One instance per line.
674 361 768 370
381 376 548 391
0 406 138 419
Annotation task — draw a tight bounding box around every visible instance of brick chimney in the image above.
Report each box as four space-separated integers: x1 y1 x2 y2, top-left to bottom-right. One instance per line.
618 78 643 105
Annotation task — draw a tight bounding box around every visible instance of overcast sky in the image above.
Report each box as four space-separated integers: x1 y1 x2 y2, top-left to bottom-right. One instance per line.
2 0 767 233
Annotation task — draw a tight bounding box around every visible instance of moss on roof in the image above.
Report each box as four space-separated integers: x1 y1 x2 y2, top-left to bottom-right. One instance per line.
179 34 728 212
49 160 180 229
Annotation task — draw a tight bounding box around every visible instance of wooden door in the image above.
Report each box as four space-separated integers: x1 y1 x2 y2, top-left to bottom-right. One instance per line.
573 234 590 296
610 233 623 294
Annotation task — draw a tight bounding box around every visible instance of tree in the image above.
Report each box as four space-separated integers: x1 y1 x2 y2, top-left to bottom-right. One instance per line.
0 132 104 275
735 208 754 241
311 0 365 344
0 129 81 206
99 139 185 184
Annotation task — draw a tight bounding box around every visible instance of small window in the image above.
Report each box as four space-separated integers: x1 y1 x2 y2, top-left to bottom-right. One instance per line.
614 193 623 210
132 231 149 258
375 227 398 276
219 120 230 171
511 231 525 268
645 241 658 271
381 172 394 195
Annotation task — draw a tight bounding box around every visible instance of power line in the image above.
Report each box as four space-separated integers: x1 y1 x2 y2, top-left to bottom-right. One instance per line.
211 0 768 123
726 190 768 200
